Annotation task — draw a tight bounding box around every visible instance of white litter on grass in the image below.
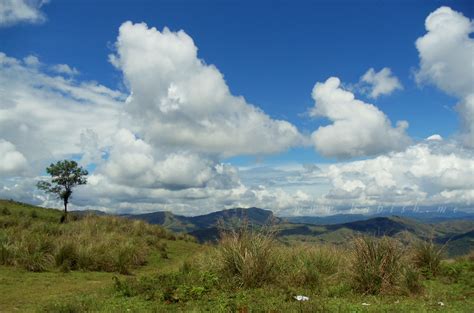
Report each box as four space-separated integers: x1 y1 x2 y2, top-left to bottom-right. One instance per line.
294 295 309 301
362 303 370 306
438 302 445 306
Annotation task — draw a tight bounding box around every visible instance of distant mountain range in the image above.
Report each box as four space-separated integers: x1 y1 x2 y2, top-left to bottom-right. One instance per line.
284 210 474 225
121 207 277 233
73 206 474 257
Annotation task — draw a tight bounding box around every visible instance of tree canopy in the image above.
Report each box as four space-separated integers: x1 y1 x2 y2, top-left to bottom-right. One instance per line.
37 160 88 213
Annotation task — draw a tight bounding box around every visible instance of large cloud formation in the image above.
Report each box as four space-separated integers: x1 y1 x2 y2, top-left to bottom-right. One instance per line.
0 0 49 27
310 77 411 158
109 22 303 158
415 6 474 148
1 7 473 215
324 140 474 208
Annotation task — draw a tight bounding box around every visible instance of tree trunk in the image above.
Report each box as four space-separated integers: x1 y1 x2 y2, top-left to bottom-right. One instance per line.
64 198 68 214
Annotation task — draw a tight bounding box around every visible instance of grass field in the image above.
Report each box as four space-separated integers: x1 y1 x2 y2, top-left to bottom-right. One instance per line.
1 199 473 312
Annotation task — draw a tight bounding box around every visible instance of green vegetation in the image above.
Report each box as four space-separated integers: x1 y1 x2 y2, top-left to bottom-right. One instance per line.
36 160 88 214
0 200 473 312
0 199 186 274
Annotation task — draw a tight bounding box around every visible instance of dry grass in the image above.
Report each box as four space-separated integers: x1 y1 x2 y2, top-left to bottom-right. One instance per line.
412 239 444 277
275 244 345 291
350 236 405 295
216 220 277 287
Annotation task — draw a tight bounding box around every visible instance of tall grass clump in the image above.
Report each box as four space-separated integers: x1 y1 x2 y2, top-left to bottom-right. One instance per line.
276 244 344 292
412 239 443 277
216 220 277 288
350 236 404 295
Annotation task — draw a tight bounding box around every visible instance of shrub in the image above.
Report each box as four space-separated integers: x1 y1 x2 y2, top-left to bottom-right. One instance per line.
350 236 404 295
412 240 443 277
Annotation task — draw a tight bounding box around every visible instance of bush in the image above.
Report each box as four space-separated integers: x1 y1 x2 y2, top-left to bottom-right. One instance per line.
412 240 443 277
350 236 404 295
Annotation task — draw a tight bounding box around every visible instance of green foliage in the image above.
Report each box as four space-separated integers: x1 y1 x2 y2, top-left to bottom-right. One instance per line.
36 160 88 212
2 207 11 215
113 269 218 304
30 210 38 218
42 295 98 313
440 258 474 288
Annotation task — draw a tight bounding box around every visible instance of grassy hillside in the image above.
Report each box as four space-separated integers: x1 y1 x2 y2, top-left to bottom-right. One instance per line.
1 200 473 312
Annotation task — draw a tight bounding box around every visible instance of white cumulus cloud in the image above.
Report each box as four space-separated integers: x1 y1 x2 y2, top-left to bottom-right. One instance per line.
310 77 411 158
51 64 79 76
416 6 474 148
426 134 443 141
0 139 27 176
0 0 49 27
360 67 403 98
0 52 124 173
100 129 240 190
109 21 303 158
324 141 474 207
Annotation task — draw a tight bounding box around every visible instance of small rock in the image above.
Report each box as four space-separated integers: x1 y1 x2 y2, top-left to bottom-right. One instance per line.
362 303 370 306
438 302 445 306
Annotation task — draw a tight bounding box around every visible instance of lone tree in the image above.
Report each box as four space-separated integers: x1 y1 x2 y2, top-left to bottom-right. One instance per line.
37 160 88 214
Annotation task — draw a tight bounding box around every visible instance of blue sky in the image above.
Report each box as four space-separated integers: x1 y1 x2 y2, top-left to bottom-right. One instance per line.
3 0 469 163
0 0 473 215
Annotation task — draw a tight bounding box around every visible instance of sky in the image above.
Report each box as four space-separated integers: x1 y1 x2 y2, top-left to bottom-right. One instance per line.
0 0 473 216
